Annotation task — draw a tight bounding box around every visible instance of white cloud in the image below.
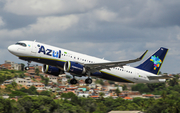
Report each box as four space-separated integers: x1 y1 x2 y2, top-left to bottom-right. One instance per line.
0 16 5 27
0 15 79 39
93 7 118 22
3 0 97 15
27 15 79 34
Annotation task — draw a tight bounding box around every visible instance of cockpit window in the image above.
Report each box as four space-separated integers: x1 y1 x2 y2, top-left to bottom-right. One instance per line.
15 42 27 47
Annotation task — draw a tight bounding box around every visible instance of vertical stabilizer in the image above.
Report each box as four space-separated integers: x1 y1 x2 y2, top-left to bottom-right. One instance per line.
136 47 168 75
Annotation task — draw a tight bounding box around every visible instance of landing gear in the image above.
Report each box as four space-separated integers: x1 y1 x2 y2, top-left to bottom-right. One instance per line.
85 71 92 84
70 78 78 84
85 78 92 84
25 61 31 70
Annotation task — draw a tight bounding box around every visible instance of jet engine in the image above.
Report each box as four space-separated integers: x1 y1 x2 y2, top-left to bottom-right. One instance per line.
42 65 64 76
64 61 86 75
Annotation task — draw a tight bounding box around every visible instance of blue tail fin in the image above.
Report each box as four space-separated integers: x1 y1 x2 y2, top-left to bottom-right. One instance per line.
136 47 168 75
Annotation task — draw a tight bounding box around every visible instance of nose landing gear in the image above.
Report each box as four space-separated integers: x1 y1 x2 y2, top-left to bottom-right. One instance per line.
25 61 31 70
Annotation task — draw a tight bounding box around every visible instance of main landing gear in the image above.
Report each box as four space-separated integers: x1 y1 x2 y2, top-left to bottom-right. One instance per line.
69 77 93 84
69 75 93 84
85 78 92 84
70 78 78 84
25 61 31 70
85 72 92 84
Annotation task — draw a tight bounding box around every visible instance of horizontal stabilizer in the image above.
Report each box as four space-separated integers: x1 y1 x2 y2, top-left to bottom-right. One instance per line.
147 74 173 80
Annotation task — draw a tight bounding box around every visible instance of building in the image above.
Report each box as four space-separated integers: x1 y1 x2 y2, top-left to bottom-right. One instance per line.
48 75 58 83
0 60 22 70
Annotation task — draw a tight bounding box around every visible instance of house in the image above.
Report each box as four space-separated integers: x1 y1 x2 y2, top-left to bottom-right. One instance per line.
14 78 28 85
0 84 6 89
24 77 31 82
3 79 13 85
31 76 42 81
33 82 45 92
90 95 99 99
96 84 102 90
58 77 68 85
107 86 123 92
0 60 22 70
58 86 66 91
0 63 11 70
78 93 90 98
27 67 35 73
143 94 155 98
48 75 58 83
78 87 87 91
123 96 133 100
88 83 96 89
78 80 86 86
65 87 78 92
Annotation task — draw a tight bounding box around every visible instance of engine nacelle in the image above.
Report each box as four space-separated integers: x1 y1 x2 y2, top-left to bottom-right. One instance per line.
64 61 86 75
42 65 63 76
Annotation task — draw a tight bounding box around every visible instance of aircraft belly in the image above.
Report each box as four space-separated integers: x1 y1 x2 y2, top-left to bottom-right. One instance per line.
95 69 134 83
19 56 65 68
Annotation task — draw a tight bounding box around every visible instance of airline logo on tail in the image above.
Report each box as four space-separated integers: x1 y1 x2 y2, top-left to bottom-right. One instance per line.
150 55 162 70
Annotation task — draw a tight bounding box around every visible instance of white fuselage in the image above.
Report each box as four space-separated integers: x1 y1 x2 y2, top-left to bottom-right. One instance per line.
8 41 165 83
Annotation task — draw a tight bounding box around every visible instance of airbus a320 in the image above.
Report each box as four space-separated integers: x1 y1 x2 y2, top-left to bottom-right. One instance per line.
8 40 171 84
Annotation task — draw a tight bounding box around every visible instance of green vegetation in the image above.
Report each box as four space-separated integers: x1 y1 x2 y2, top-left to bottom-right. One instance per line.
40 75 49 86
95 79 104 85
1 69 180 112
0 69 25 84
1 91 180 113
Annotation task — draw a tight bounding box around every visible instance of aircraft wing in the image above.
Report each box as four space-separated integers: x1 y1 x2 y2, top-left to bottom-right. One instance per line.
84 50 148 71
147 74 173 80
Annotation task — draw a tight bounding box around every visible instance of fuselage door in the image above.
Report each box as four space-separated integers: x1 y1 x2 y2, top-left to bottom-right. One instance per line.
31 42 37 54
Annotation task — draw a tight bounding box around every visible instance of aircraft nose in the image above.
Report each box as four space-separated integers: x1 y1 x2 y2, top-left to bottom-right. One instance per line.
8 45 17 54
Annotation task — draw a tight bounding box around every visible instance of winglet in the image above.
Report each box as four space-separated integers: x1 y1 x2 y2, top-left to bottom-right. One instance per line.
139 50 148 60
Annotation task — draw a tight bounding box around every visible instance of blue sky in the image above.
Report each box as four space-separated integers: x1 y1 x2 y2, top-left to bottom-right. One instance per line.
0 0 180 74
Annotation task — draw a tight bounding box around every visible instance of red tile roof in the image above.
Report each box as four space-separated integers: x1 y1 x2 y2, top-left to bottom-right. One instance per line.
124 97 133 100
143 94 155 97
90 95 99 98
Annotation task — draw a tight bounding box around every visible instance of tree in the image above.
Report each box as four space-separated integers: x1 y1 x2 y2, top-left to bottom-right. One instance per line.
11 80 17 89
39 91 51 97
5 84 13 91
132 83 151 93
9 91 27 98
122 84 127 90
0 97 13 113
168 75 179 86
61 92 76 99
44 77 49 86
99 92 105 100
35 68 40 75
27 86 38 95
115 87 121 96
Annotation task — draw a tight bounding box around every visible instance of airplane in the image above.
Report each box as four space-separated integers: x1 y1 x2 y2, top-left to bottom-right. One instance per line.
8 40 171 84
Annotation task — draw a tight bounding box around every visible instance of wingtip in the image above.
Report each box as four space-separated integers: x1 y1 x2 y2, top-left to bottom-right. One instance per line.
139 50 148 60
